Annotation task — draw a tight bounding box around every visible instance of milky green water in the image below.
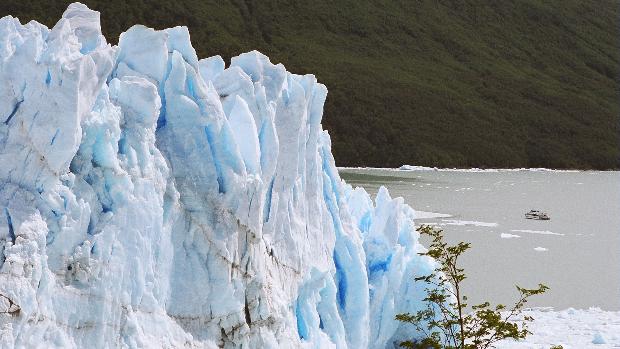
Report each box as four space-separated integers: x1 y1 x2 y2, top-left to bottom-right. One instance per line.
340 168 620 310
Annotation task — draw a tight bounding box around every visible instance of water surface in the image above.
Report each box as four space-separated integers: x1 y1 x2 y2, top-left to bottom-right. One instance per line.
340 168 620 310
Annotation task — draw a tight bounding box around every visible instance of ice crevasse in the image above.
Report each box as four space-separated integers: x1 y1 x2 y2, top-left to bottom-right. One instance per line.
0 3 437 348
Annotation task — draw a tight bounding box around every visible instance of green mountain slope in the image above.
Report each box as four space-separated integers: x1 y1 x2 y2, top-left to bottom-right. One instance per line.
2 0 618 169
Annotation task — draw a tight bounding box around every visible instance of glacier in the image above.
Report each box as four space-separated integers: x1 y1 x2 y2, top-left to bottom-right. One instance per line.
0 3 436 348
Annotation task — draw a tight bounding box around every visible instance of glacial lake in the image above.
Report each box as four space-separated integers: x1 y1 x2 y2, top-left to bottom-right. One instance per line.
339 168 620 311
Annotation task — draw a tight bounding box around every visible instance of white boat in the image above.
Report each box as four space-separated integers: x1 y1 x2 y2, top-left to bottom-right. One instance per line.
525 210 550 220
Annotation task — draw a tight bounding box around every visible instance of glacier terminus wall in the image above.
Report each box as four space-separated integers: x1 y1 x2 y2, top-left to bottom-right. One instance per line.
0 3 436 348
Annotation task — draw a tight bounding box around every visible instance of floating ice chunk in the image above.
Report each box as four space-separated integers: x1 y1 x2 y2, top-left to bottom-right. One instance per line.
442 219 498 227
496 308 620 348
414 210 452 219
592 332 606 344
534 246 548 252
398 165 437 171
396 166 585 173
511 229 564 236
500 233 520 239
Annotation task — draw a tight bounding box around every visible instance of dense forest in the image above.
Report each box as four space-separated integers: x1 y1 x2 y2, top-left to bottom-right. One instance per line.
2 1 618 169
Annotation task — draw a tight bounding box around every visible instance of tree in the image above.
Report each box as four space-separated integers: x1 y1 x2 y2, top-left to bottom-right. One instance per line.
396 225 548 349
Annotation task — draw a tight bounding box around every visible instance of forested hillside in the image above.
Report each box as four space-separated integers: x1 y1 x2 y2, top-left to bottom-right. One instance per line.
2 0 618 169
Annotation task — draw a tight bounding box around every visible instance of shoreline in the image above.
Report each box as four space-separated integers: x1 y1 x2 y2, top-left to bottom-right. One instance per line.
338 165 618 173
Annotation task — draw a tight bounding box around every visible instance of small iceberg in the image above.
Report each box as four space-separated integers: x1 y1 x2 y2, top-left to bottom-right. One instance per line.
414 210 452 219
442 219 498 227
511 229 564 236
500 233 520 239
592 332 606 345
399 165 438 171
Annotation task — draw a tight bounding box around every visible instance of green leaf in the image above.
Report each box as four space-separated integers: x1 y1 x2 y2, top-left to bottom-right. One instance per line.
396 225 548 348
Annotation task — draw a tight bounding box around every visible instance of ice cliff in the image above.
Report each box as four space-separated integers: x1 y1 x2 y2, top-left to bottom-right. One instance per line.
0 4 435 348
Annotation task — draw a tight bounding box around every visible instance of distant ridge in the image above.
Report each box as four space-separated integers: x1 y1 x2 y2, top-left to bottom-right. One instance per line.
2 0 618 169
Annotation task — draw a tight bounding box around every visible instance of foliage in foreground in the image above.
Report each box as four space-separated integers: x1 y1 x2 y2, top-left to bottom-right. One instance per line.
396 225 548 348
